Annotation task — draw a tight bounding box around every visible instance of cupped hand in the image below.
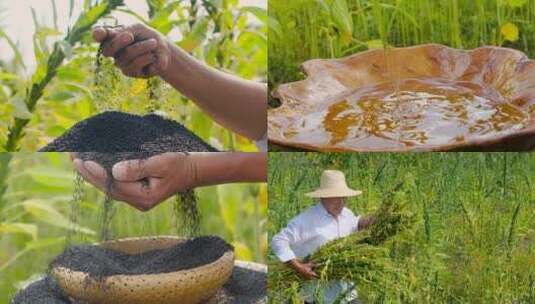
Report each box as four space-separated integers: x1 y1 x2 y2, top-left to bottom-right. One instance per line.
72 153 197 211
92 23 171 78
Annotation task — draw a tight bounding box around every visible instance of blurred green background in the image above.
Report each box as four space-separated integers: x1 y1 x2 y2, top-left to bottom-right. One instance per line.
269 153 535 303
0 0 267 151
0 152 267 303
269 0 535 93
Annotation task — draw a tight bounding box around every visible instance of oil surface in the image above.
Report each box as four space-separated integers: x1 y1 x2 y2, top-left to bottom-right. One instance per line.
283 78 528 149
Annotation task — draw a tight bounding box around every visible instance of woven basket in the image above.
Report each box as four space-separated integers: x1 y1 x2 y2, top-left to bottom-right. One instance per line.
52 236 234 304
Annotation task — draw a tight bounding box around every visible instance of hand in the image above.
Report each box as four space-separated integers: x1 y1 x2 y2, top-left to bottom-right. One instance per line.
72 153 197 211
92 23 171 78
287 259 317 280
358 214 377 231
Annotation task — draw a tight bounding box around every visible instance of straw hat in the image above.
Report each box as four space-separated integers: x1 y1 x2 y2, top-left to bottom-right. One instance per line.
305 170 362 198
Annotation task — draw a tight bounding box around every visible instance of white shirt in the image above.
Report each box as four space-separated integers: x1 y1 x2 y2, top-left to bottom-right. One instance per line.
271 202 360 303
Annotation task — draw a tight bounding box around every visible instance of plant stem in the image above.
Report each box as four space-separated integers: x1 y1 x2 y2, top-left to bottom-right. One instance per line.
4 0 124 151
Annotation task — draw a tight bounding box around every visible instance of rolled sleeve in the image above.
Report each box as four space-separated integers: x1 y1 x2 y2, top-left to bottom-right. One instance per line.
271 220 301 262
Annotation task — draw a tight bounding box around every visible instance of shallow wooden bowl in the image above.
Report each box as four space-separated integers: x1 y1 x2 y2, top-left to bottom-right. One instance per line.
52 236 234 304
269 44 535 151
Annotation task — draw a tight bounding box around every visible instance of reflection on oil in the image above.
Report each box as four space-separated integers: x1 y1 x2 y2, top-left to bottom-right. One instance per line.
288 78 528 149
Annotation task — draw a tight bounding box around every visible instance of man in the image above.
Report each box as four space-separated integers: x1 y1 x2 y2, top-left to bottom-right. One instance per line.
271 170 375 304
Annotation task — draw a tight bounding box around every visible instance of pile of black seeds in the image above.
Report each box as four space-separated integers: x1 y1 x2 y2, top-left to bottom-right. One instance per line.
51 236 233 278
10 276 70 304
39 111 218 152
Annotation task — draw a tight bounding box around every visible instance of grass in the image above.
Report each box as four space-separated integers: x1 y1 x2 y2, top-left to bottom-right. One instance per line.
268 153 535 303
268 0 535 90
0 153 267 303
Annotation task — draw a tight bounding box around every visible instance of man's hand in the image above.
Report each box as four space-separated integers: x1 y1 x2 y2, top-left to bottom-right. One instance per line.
287 259 318 280
73 153 197 211
92 23 171 78
358 214 376 231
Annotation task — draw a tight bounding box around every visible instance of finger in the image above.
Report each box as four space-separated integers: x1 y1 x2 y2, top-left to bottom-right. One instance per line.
92 26 109 42
112 153 174 182
116 38 158 65
112 177 166 211
93 26 122 43
120 53 156 78
73 160 108 193
102 31 134 57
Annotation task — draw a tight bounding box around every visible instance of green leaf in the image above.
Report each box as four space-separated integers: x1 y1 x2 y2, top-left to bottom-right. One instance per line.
0 72 19 81
47 91 75 102
11 96 33 120
27 166 74 189
505 0 528 7
331 0 353 40
240 6 267 24
22 200 95 235
0 223 38 239
366 39 384 49
268 16 283 41
179 17 210 52
24 237 65 250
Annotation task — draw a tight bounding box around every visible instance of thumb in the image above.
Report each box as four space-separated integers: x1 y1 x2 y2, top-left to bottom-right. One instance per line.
112 154 172 182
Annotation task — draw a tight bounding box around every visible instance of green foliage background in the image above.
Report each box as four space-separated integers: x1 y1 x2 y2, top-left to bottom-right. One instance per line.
269 153 535 303
268 0 535 92
0 153 267 303
0 0 267 151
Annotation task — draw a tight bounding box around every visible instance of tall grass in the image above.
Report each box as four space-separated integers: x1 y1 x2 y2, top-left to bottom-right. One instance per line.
268 153 535 303
268 0 535 89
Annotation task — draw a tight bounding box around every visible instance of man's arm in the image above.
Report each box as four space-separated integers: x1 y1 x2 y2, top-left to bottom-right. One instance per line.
161 43 267 141
357 214 376 231
272 221 317 280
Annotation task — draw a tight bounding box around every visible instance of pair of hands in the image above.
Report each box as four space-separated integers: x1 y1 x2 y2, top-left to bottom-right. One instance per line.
73 153 196 211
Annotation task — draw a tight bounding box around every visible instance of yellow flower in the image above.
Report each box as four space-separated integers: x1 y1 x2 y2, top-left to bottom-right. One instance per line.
130 79 147 96
501 22 519 42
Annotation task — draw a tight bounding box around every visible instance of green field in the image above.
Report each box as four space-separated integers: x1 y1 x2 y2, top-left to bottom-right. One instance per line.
268 0 535 93
0 153 267 303
268 153 535 303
